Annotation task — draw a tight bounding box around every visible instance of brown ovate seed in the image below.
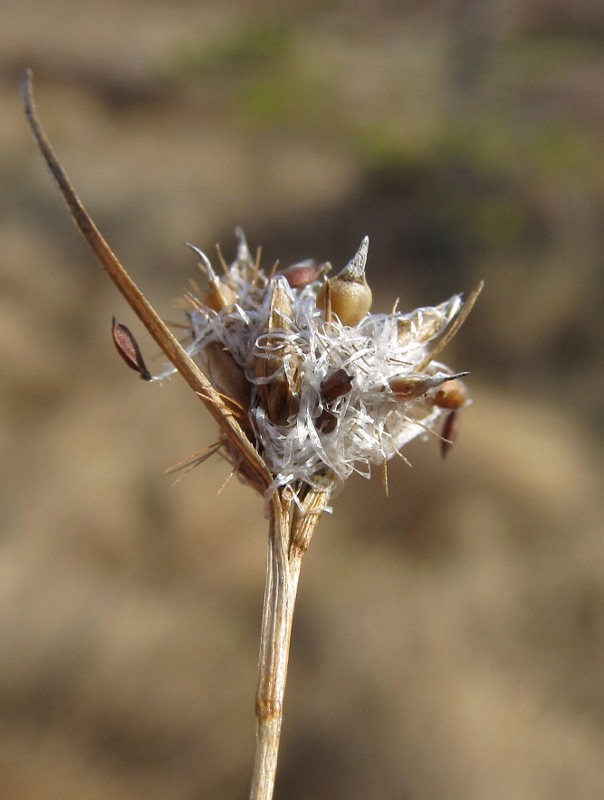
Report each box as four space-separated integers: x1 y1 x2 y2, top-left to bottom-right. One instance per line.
320 369 353 403
316 409 337 433
111 317 152 380
281 261 331 289
431 378 468 410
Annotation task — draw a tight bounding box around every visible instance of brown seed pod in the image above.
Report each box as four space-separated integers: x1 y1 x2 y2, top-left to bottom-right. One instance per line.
317 237 372 326
320 368 353 403
281 261 331 289
315 368 353 434
389 371 469 402
254 278 302 425
430 377 468 410
112 317 152 380
316 409 337 434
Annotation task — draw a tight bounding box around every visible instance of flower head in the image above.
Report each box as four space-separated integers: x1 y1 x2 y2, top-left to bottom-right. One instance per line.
166 233 481 498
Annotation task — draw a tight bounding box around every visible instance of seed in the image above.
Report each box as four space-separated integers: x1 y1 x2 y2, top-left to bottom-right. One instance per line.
111 317 152 380
281 261 331 289
430 377 468 410
320 369 353 403
316 409 337 433
317 237 372 326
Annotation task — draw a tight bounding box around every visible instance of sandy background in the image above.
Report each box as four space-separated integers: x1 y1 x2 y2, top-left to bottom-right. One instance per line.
2 1 604 798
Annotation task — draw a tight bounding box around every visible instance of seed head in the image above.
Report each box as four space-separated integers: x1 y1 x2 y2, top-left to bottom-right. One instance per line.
164 233 481 498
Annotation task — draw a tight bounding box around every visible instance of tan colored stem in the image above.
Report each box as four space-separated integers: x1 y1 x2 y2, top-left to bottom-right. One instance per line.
21 69 271 495
250 487 330 800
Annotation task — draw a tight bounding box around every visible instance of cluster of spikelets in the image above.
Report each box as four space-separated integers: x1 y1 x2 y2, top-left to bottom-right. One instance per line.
160 232 480 498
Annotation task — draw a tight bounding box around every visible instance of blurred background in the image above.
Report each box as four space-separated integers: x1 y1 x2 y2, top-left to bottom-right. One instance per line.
2 1 604 798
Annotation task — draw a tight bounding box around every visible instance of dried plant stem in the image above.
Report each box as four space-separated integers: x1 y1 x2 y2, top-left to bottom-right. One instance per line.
251 486 331 800
20 69 271 495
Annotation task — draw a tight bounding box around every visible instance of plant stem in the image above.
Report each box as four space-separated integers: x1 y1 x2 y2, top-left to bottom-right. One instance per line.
21 69 271 496
249 486 330 800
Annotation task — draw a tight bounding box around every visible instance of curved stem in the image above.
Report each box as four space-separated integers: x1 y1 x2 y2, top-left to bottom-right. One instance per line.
21 69 271 495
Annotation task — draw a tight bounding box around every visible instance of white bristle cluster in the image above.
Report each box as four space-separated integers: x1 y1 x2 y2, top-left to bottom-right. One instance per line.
167 234 467 495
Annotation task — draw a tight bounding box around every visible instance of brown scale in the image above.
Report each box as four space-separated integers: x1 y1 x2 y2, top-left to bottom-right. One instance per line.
254 279 302 426
315 368 354 434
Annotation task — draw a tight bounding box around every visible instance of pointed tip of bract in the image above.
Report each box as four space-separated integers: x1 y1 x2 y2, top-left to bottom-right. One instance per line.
341 236 369 280
185 242 213 272
234 227 250 264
